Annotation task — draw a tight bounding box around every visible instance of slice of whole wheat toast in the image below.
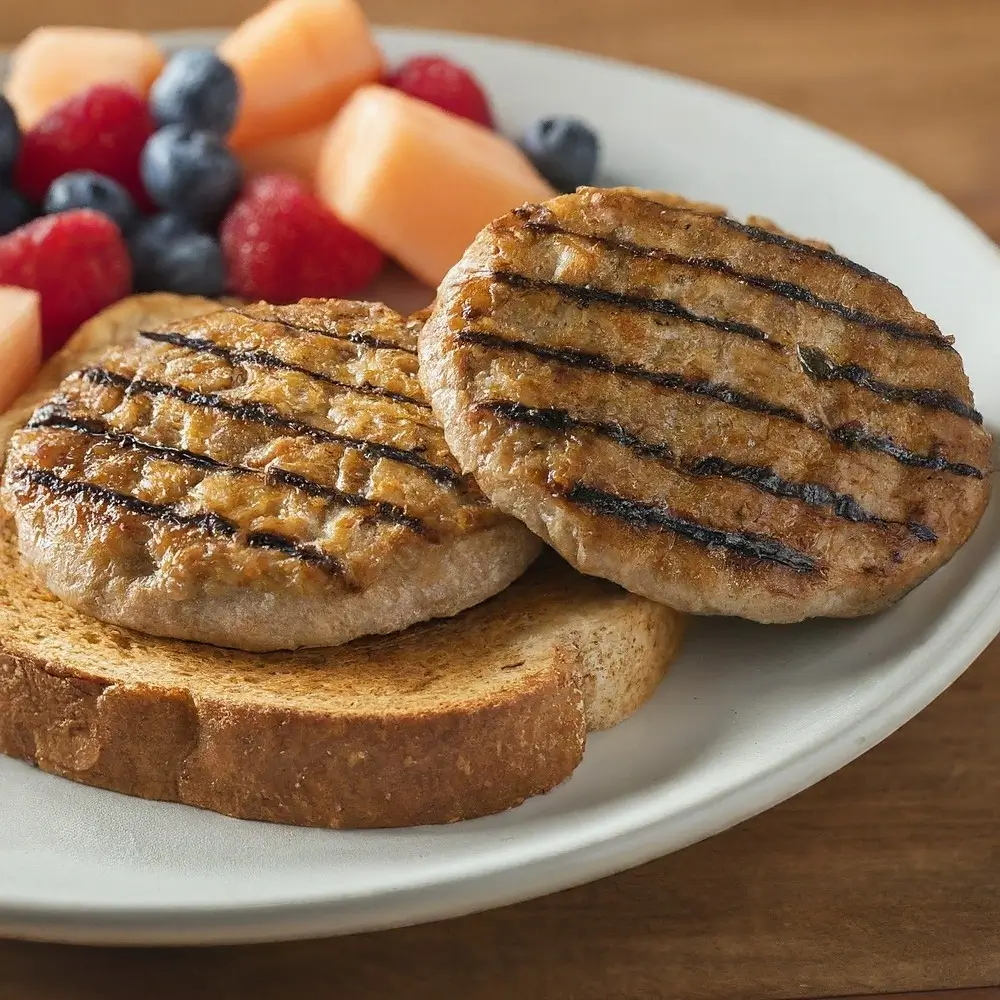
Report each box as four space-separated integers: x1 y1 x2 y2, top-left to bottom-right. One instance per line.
0 294 684 827
0 525 682 827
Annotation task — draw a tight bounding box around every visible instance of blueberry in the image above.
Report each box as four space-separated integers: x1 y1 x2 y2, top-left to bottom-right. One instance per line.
131 212 195 248
521 116 600 192
0 97 20 177
129 213 226 296
0 187 33 234
43 171 138 233
150 49 240 138
140 125 243 225
128 212 197 271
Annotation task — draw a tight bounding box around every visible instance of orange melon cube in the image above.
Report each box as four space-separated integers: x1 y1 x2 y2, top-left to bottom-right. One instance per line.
5 28 164 129
239 122 329 185
317 85 555 287
220 0 383 150
0 288 42 414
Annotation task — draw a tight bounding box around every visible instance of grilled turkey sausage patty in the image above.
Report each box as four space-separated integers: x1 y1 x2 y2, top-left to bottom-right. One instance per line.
418 187 992 622
1 299 541 650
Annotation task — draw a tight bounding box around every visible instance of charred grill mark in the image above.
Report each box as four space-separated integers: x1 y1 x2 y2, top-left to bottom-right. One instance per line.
227 309 418 355
592 192 949 355
457 331 983 480
455 330 807 423
81 366 463 486
139 330 431 410
592 192 893 284
716 215 883 281
11 466 345 576
264 467 425 533
478 399 936 542
30 408 225 470
686 456 937 542
797 345 980 423
26 407 425 533
244 531 342 575
718 218 951 348
476 399 674 460
561 482 817 573
831 424 985 479
12 465 236 535
489 270 779 348
515 219 951 351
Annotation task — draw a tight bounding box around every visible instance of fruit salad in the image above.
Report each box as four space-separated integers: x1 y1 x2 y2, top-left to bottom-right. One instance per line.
0 0 602 407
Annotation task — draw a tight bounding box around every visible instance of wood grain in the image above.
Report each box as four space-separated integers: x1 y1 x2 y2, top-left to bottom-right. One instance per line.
3 2 1000 999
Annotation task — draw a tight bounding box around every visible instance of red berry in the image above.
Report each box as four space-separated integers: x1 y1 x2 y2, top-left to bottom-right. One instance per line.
385 55 493 128
0 210 131 357
14 85 155 208
220 174 384 303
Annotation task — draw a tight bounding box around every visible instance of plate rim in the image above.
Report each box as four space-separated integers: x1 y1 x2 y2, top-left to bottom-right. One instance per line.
2 24 999 945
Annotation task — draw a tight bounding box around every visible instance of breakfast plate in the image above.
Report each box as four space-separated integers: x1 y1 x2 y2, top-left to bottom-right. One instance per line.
2 26 1000 945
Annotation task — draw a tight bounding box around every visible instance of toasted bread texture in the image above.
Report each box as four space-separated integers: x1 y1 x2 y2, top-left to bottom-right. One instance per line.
0 522 683 827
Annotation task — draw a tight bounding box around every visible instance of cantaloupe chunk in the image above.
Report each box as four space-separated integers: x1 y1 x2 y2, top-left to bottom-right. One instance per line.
0 288 41 414
5 28 164 129
238 122 329 185
317 85 555 287
220 0 382 150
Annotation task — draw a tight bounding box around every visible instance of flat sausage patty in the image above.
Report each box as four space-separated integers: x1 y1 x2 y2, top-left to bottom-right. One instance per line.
418 187 992 622
1 299 541 650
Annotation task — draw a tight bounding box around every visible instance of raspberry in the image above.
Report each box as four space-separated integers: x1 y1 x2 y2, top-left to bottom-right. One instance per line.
385 56 493 128
220 174 384 303
14 84 155 208
0 210 131 357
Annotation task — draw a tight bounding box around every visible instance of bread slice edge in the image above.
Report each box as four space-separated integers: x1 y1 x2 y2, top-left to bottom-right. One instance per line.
0 563 680 827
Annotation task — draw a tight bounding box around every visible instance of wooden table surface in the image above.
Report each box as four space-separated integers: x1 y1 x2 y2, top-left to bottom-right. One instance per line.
2 1 1000 998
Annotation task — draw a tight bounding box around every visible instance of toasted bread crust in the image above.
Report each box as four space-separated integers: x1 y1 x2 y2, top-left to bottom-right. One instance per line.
0 524 683 828
0 639 584 828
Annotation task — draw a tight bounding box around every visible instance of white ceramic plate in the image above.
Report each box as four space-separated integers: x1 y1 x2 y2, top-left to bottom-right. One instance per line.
2 27 999 946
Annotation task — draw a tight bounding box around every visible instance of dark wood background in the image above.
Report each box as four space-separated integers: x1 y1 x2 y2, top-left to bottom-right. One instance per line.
2 2 1000 998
